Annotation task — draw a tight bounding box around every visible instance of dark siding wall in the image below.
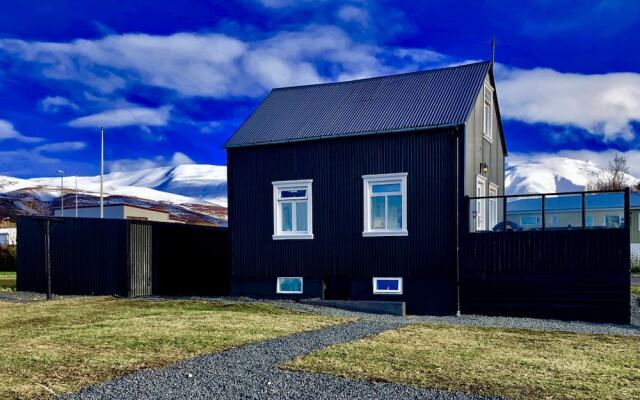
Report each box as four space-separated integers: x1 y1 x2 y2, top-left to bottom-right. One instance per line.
17 216 129 295
228 128 458 285
152 223 230 296
17 217 230 297
461 229 631 323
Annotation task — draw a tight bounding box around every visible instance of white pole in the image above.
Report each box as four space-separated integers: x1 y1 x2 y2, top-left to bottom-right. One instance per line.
100 127 104 218
75 175 78 218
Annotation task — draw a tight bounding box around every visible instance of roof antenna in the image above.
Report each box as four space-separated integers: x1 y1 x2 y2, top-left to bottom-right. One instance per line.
490 35 496 66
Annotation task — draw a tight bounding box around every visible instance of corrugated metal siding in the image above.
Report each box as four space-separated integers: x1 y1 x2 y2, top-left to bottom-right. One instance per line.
460 229 631 323
128 222 152 297
17 217 230 297
226 62 490 147
228 128 458 280
17 216 128 295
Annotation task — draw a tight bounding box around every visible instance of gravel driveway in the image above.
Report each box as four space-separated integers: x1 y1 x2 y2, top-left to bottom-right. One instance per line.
60 318 498 400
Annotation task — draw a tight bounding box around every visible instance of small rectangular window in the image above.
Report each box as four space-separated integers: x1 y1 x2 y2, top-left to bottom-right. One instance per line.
373 277 403 295
483 84 493 142
363 173 408 237
521 216 541 226
277 277 303 294
585 215 595 227
605 215 622 228
272 180 313 240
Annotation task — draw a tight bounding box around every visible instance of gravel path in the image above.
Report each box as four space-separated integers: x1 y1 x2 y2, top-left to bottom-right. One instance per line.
60 318 498 400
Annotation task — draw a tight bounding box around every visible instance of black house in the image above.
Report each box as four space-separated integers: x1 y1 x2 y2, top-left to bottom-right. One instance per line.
225 61 506 315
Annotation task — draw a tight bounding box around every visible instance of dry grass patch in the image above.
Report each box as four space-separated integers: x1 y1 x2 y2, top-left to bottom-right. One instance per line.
0 271 15 291
284 323 640 400
0 297 349 399
631 286 640 296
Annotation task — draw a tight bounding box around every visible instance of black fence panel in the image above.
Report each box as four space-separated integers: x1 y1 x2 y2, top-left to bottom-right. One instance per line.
17 216 129 295
17 216 230 297
151 223 230 296
461 228 631 323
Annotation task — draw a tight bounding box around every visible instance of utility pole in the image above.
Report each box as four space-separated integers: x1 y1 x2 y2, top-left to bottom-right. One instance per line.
100 127 104 218
75 175 78 218
57 170 64 217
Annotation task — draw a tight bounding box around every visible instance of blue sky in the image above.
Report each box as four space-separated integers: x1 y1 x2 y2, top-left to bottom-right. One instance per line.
1 0 639 178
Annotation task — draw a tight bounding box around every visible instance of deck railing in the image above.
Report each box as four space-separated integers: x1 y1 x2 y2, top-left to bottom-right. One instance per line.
466 188 630 233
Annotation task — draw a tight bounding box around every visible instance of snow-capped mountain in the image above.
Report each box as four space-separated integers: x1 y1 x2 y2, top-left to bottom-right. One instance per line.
505 157 638 195
0 164 228 225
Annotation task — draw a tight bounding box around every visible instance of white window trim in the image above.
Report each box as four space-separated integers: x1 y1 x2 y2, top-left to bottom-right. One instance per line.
272 179 313 240
483 83 494 143
362 173 408 237
488 183 498 230
276 277 303 294
373 277 403 295
638 213 640 232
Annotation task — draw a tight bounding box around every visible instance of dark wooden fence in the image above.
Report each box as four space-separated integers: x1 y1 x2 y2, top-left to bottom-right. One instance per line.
17 216 230 297
461 190 631 324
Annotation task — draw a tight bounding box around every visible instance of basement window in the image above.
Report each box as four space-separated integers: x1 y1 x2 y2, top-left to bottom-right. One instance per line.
362 173 408 237
277 277 303 294
272 180 313 240
373 277 403 295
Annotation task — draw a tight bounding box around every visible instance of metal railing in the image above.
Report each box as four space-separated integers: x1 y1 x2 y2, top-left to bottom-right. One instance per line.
467 188 630 233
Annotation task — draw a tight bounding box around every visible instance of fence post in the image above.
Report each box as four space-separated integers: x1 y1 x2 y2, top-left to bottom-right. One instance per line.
45 219 52 300
503 195 507 233
581 192 586 229
625 188 630 233
541 194 546 231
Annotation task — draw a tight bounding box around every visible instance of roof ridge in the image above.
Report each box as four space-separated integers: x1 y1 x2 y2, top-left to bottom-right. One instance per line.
271 61 491 92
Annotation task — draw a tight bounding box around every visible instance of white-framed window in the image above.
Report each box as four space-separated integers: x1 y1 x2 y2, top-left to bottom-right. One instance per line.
272 180 313 240
373 277 403 295
488 183 498 231
549 215 559 226
362 173 408 237
483 84 493 142
475 175 487 231
277 277 303 294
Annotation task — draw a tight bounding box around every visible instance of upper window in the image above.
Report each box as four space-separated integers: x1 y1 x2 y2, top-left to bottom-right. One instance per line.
272 180 313 240
362 173 408 237
483 84 493 142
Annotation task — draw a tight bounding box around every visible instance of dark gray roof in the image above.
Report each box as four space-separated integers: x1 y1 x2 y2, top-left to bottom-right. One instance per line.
225 61 493 148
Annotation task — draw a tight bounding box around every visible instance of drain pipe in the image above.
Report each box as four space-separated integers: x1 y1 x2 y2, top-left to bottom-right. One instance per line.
455 124 463 317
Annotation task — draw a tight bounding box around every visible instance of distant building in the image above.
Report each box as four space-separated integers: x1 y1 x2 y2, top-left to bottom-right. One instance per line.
54 204 184 223
0 228 17 246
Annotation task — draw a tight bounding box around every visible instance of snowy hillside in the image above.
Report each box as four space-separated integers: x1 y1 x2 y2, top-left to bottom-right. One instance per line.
505 157 638 195
0 164 228 224
15 164 227 207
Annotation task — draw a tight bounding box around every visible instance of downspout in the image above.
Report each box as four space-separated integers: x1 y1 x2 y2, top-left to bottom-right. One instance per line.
455 124 463 317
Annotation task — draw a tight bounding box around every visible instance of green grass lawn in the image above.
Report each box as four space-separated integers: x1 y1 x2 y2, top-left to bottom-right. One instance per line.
0 271 15 291
0 297 349 399
283 323 640 400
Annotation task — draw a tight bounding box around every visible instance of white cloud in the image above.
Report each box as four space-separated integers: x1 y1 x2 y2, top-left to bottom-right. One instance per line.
34 141 87 153
0 119 44 143
68 106 171 128
0 26 446 99
495 64 640 141
106 151 195 172
40 96 80 113
337 5 369 26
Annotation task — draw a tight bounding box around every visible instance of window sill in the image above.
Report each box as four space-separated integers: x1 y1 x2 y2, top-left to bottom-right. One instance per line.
362 230 408 237
373 291 403 295
483 135 493 143
272 234 314 240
